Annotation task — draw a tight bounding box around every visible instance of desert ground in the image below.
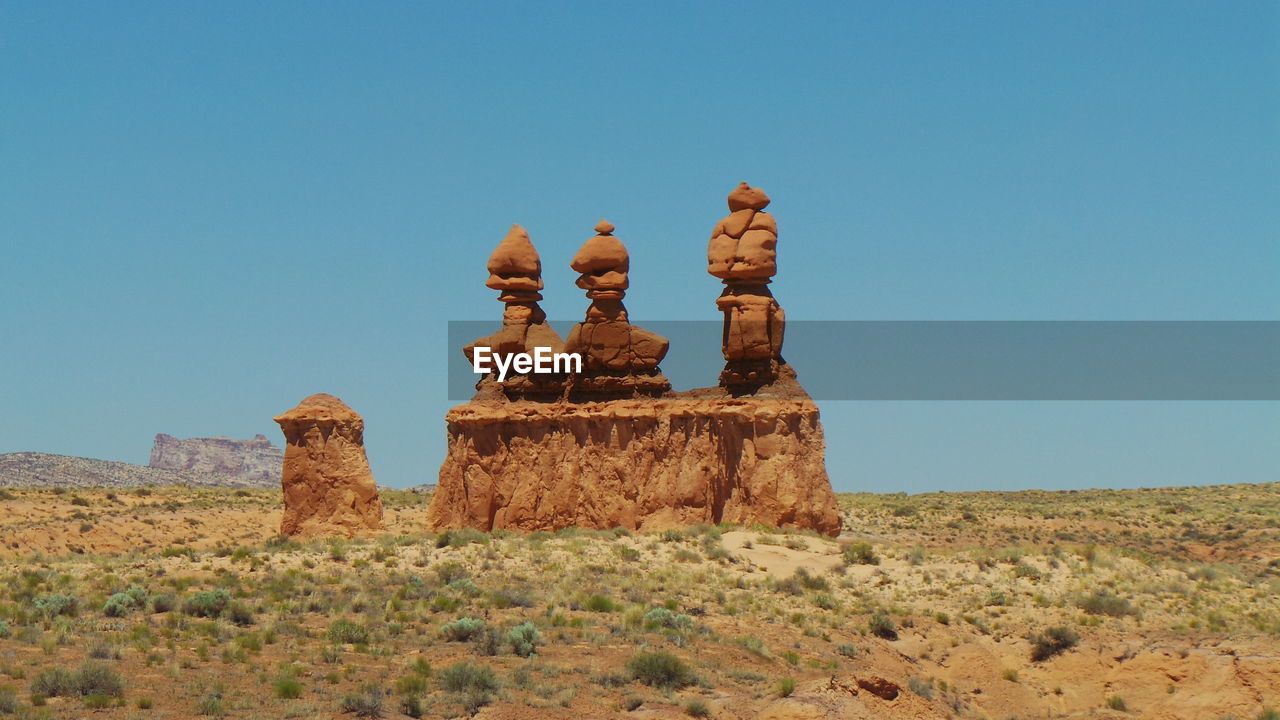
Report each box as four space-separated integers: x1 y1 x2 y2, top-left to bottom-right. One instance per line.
0 483 1276 719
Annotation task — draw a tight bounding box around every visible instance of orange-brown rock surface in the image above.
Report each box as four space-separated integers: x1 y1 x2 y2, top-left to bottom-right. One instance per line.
274 393 383 538
563 220 670 397
428 190 840 537
427 367 840 536
709 182 786 387
464 225 565 398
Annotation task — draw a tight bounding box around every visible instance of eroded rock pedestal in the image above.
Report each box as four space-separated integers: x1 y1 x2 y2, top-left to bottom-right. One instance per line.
429 186 839 536
274 394 383 538
427 367 840 535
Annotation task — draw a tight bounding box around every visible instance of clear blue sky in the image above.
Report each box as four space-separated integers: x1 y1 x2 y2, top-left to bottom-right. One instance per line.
2 2 1276 492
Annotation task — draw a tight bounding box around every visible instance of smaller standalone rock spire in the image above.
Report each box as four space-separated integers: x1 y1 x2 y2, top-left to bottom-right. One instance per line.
564 220 670 397
464 225 566 397
274 394 383 538
708 182 785 387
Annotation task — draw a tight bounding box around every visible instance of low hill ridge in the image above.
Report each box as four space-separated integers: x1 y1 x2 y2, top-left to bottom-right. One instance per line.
0 451 276 489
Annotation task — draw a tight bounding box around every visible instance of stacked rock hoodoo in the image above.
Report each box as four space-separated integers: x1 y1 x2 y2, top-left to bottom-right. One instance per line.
563 220 670 397
275 394 383 539
708 182 785 387
427 187 841 536
464 225 566 398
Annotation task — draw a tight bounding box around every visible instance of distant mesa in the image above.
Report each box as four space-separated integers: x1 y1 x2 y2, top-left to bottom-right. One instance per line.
274 393 384 538
0 452 274 489
149 433 281 485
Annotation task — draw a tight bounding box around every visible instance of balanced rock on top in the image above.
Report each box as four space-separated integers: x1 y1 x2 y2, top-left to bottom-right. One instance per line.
563 220 670 397
708 182 786 387
464 225 566 397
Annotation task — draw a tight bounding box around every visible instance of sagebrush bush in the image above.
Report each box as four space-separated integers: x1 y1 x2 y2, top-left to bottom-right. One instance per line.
869 613 898 640
33 594 79 618
183 589 230 618
842 542 879 565
627 651 693 689
1030 626 1080 661
30 663 123 698
437 662 498 694
339 684 384 718
1077 591 1137 617
440 617 485 642
643 607 693 631
507 622 540 657
149 593 177 614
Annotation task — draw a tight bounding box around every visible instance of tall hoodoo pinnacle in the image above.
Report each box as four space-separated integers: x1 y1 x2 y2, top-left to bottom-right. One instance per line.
564 220 670 397
708 182 785 387
465 225 565 397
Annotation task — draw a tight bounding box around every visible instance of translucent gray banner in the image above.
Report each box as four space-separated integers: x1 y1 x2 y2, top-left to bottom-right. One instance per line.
446 321 1280 401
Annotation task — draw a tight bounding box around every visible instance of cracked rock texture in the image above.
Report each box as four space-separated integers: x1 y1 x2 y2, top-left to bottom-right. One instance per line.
274 394 383 538
427 368 840 535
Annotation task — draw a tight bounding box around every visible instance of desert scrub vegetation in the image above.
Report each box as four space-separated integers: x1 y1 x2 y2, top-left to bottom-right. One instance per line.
0 483 1276 717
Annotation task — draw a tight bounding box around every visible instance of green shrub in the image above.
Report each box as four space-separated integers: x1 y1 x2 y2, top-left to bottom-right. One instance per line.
686 699 710 717
869 613 898 640
836 642 857 658
103 594 132 618
103 591 142 618
394 674 429 695
908 676 935 699
1030 626 1080 661
643 607 693 631
626 651 693 689
583 594 618 612
435 528 487 548
150 593 177 613
136 697 154 710
327 618 370 645
507 622 540 657
183 589 231 618
196 694 225 716
440 617 485 642
226 603 255 627
1077 591 1137 617
1106 695 1127 711
31 663 124 698
339 684 384 718
29 668 75 697
33 594 79 618
437 662 498 694
842 542 879 565
0 686 17 714
777 677 796 697
84 693 115 709
274 679 302 699
0 620 10 639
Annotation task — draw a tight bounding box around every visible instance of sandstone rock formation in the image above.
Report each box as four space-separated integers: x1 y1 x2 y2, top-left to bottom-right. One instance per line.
428 190 840 537
463 225 566 398
427 366 841 535
149 433 281 485
563 220 670 397
274 394 383 538
709 182 786 387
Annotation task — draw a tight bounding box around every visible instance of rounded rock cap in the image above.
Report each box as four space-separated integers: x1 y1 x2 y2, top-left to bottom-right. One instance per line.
486 224 542 276
274 394 363 424
571 221 629 273
727 182 770 212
